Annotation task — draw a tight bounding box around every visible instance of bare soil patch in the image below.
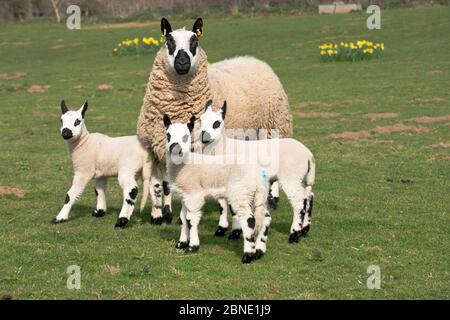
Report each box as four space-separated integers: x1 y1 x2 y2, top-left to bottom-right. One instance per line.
295 112 340 118
96 84 113 91
428 142 450 149
426 70 442 75
406 115 450 123
27 85 50 93
363 113 399 121
372 124 430 134
0 72 27 80
330 131 371 140
0 186 28 198
409 97 444 105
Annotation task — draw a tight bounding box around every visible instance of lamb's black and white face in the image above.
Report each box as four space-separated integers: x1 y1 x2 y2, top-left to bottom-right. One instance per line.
161 17 203 76
59 100 88 140
200 100 227 145
164 114 195 160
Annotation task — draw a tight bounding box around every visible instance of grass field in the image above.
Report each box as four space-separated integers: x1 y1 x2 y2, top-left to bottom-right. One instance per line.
0 6 449 299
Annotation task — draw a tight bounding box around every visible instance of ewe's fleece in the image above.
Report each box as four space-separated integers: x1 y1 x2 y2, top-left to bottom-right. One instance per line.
137 47 293 161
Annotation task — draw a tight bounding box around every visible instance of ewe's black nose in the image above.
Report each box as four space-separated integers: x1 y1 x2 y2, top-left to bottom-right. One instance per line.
201 131 211 143
174 50 191 74
61 128 73 140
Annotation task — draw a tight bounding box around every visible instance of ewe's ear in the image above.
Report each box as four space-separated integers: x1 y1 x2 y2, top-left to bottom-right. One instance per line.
61 100 68 114
192 17 203 37
161 18 172 36
188 115 196 132
163 114 171 129
81 101 88 118
205 99 213 112
221 101 227 120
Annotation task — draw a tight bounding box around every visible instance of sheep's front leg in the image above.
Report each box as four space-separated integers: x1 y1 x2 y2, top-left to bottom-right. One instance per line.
114 174 138 228
175 202 189 249
162 180 173 224
215 198 229 237
149 164 163 224
289 197 307 244
228 206 242 240
184 198 204 253
268 181 280 210
237 209 257 264
255 209 272 260
52 174 91 224
92 177 108 218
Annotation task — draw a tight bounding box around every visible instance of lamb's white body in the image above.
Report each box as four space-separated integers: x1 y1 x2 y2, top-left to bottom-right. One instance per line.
164 117 271 263
53 102 153 228
200 104 315 242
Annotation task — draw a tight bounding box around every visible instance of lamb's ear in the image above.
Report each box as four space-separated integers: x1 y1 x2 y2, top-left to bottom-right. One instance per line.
61 100 68 114
163 114 171 129
161 18 172 36
187 115 196 132
81 101 88 118
192 17 203 37
205 99 213 112
221 101 227 120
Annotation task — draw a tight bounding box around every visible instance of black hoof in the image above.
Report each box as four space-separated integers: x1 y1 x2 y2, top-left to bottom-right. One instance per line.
268 196 279 210
185 245 199 254
289 231 301 244
149 216 163 225
300 225 310 237
114 217 129 228
176 217 182 225
175 241 189 250
92 209 106 218
254 249 264 260
228 229 242 240
51 218 67 224
241 253 254 264
161 205 173 224
214 226 228 237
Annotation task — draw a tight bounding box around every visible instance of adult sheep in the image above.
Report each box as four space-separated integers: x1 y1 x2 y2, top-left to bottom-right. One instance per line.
137 17 293 222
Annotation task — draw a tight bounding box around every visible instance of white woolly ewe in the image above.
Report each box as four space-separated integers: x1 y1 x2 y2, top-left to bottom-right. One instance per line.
52 100 153 228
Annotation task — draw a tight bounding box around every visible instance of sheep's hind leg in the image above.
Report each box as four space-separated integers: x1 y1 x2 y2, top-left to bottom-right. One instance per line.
92 177 108 218
149 165 163 224
161 180 173 224
228 206 242 240
268 181 279 210
236 209 257 263
215 198 229 237
52 174 91 224
114 174 138 229
255 209 271 260
300 193 314 237
282 181 306 243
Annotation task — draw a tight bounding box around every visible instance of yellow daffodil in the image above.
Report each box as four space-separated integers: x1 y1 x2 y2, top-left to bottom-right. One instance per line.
327 49 333 55
320 50 326 55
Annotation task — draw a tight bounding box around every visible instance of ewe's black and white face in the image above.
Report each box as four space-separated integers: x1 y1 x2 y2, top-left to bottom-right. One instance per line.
199 100 227 144
60 100 88 140
161 17 203 76
164 114 195 160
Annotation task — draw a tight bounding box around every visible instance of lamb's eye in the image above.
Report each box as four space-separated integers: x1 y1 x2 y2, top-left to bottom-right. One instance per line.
213 121 221 129
182 134 189 143
166 133 171 142
74 119 81 126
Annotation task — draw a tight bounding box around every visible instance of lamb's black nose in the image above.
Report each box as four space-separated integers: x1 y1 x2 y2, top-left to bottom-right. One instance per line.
169 142 181 155
61 128 73 140
201 131 211 143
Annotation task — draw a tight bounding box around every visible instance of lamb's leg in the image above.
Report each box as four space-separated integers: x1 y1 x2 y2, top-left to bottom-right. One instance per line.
255 209 272 260
161 180 173 224
114 173 138 228
228 205 242 240
236 209 257 264
281 180 306 243
268 181 280 210
92 177 108 217
300 192 314 237
52 174 91 223
149 164 163 225
175 202 189 249
215 198 229 237
184 198 204 253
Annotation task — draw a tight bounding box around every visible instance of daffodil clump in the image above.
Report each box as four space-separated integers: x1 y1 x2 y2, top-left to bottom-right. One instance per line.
319 40 384 62
112 36 165 56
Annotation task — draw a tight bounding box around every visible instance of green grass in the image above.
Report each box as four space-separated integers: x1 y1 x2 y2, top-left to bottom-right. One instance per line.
0 6 449 299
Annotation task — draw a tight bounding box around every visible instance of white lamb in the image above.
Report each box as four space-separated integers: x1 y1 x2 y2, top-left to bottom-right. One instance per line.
52 100 153 228
199 100 316 243
163 114 271 263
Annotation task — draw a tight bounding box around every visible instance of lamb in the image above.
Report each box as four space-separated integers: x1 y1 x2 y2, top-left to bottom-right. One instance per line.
136 17 293 222
163 114 271 263
52 100 153 229
199 100 316 243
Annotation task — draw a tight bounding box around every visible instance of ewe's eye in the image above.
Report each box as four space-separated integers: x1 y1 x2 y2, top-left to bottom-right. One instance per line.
213 121 221 129
166 133 171 142
166 35 176 55
189 35 198 56
74 119 81 126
